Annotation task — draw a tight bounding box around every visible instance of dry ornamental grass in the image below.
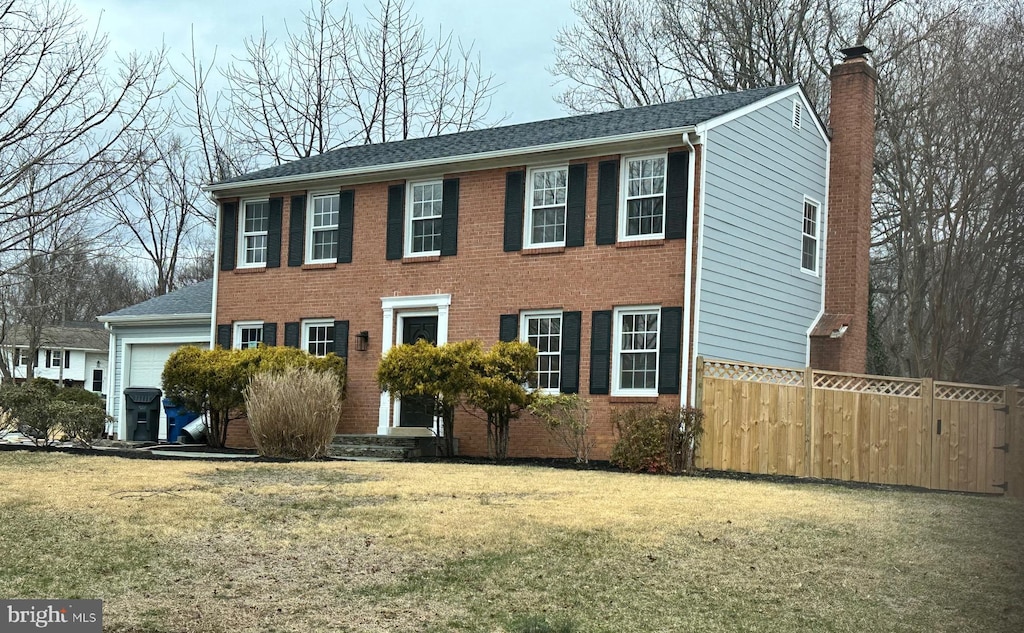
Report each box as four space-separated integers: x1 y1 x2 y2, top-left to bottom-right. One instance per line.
0 451 1021 632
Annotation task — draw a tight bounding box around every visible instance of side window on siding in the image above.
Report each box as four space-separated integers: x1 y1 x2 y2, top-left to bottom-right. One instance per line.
801 197 820 274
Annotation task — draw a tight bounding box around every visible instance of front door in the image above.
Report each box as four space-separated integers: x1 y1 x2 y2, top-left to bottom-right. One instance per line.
399 316 439 427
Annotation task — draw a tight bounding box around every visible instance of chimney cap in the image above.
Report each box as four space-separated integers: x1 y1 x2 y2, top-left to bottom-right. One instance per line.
840 45 873 61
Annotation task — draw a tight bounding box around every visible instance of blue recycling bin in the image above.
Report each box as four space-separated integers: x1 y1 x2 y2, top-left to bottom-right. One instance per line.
162 398 200 444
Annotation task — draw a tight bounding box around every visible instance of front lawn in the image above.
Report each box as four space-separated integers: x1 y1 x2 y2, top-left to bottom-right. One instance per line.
0 451 1020 632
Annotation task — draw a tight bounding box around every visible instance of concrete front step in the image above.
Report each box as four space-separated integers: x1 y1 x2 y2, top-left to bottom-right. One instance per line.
332 434 421 448
329 443 420 459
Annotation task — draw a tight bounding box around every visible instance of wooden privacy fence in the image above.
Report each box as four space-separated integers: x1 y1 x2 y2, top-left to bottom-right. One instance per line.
694 358 1024 496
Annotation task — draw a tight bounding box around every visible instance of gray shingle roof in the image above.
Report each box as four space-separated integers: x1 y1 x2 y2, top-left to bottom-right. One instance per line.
100 279 213 320
215 85 793 186
6 324 108 352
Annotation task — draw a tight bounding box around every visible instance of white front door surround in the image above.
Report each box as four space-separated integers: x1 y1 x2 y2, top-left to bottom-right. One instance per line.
377 294 451 435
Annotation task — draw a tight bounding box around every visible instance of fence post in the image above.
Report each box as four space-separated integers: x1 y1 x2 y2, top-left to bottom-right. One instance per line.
804 366 813 478
921 378 934 490
1007 385 1022 498
694 356 705 409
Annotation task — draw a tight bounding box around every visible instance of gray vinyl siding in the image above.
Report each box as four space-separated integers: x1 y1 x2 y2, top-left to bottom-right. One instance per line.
697 96 827 367
107 323 210 430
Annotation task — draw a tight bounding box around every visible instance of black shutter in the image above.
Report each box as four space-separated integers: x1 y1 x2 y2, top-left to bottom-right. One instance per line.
658 307 683 394
216 324 232 349
219 201 238 271
499 314 518 342
440 178 460 256
262 323 277 346
64 350 70 369
266 197 283 267
589 310 612 394
503 170 525 252
595 160 618 245
386 184 405 260
338 190 354 264
288 195 306 267
665 151 689 240
565 164 587 248
45 351 51 369
560 311 582 394
284 322 301 348
334 320 349 358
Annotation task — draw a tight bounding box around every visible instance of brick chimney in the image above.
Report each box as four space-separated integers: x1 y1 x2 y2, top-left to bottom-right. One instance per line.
810 46 877 373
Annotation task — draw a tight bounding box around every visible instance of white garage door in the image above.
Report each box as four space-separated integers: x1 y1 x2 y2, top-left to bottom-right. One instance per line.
126 343 205 440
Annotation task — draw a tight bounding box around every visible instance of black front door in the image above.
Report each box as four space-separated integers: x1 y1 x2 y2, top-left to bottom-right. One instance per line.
399 316 438 427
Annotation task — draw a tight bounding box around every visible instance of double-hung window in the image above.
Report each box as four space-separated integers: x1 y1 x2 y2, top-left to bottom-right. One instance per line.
234 322 264 349
15 348 27 366
621 155 667 240
612 307 660 395
308 193 340 263
801 197 820 274
525 167 567 248
303 320 335 357
240 200 270 266
407 181 443 256
522 311 562 392
46 349 69 369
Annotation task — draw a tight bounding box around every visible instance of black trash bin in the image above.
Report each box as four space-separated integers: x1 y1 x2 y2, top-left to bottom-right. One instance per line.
124 387 162 442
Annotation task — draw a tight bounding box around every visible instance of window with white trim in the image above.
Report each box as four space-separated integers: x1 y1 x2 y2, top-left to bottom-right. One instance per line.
239 199 270 266
234 322 264 349
525 166 568 247
15 348 28 365
612 307 660 395
407 181 443 256
46 349 69 369
303 320 335 357
801 197 820 273
521 311 562 392
621 155 666 239
307 193 339 262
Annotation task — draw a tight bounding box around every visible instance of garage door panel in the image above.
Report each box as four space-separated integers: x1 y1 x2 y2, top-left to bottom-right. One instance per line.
126 342 206 440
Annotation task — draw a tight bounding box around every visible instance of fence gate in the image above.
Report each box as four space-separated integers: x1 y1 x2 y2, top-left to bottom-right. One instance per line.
931 383 1009 494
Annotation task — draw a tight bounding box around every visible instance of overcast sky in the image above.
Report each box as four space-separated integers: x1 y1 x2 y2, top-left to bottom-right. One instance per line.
74 0 579 125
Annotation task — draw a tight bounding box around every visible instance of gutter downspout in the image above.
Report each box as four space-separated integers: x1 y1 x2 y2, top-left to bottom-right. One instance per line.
103 322 116 437
210 200 222 351
681 131 698 405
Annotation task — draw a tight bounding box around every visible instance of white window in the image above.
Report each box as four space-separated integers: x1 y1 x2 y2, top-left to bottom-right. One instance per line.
621 155 666 240
612 307 660 396
521 311 562 392
407 181 443 256
303 320 335 357
47 349 69 369
234 322 264 349
525 166 568 248
802 197 820 274
792 99 803 130
15 348 28 365
307 193 339 263
239 199 270 267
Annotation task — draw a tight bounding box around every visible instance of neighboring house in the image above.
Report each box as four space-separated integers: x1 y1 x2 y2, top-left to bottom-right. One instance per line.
98 280 212 441
1 323 109 394
203 49 877 458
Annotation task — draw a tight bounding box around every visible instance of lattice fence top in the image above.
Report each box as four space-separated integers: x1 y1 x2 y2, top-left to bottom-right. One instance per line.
813 372 922 397
702 360 804 386
934 382 1005 404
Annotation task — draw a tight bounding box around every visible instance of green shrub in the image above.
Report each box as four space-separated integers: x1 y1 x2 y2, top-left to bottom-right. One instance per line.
50 400 108 447
54 387 104 408
245 367 342 459
163 345 346 448
528 394 593 463
0 382 109 447
467 341 536 461
610 405 704 474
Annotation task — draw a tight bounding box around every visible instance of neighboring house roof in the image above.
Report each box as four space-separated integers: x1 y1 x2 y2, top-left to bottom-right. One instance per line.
98 279 213 325
4 323 109 352
210 84 794 189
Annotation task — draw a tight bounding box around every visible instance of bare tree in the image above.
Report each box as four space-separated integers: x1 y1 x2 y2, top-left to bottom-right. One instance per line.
0 0 168 262
222 0 500 165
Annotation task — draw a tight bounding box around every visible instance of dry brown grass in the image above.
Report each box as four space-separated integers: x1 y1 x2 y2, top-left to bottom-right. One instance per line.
0 451 1021 632
245 367 342 458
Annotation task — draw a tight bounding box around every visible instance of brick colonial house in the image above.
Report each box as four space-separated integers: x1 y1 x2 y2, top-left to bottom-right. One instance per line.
205 48 876 458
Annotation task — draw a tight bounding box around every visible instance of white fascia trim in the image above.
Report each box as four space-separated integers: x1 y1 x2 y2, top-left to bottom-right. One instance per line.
98 313 211 326
681 134 697 404
689 129 711 404
806 138 832 366
204 127 696 195
211 200 222 350
700 86 829 145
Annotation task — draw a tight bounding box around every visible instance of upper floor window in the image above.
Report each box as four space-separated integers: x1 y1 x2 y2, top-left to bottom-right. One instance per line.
234 321 264 349
46 349 70 369
303 320 335 357
15 348 28 365
802 197 820 274
621 155 666 240
240 200 270 267
525 166 567 248
307 193 339 263
407 181 443 256
612 307 660 396
521 311 562 392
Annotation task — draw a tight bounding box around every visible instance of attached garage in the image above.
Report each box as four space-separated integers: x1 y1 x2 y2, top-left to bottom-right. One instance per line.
98 280 212 441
